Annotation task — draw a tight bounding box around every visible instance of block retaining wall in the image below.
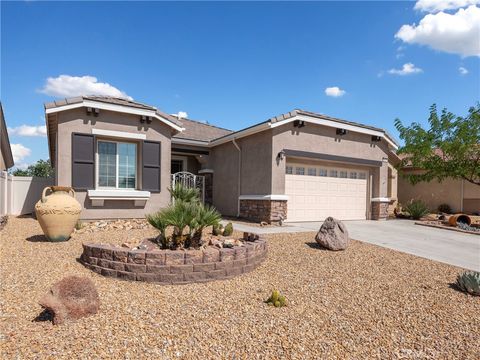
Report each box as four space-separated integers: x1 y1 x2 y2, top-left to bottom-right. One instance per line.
81 235 267 285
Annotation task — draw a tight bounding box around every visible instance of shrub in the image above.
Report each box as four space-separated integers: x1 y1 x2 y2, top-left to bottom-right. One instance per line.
223 222 233 236
438 203 452 214
456 271 480 296
147 184 222 249
404 200 429 220
265 290 287 307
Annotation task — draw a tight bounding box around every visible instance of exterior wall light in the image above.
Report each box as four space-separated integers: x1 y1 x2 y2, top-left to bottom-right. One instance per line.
277 150 286 161
293 120 306 128
336 128 347 136
371 135 382 142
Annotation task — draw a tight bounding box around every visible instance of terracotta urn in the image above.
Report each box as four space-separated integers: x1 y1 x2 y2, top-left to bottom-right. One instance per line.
35 186 82 242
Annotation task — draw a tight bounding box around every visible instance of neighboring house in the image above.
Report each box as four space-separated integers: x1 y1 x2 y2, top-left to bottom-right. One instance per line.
398 168 480 214
45 96 399 221
0 103 14 171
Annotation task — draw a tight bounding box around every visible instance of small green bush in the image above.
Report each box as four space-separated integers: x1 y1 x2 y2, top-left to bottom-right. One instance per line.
456 271 480 296
168 183 200 203
404 200 429 220
223 222 233 236
438 203 452 214
212 224 224 236
265 290 287 307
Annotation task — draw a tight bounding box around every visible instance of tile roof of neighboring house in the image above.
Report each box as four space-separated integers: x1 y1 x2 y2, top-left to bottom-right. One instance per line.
44 96 183 127
172 116 232 142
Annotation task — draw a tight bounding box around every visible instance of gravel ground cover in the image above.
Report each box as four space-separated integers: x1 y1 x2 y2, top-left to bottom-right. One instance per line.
1 216 479 359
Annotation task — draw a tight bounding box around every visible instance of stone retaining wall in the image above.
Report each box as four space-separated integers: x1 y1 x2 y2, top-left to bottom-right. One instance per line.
81 235 267 285
239 199 287 223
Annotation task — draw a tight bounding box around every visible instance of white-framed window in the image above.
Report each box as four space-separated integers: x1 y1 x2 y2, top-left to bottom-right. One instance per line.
307 168 316 176
286 166 293 174
330 170 338 177
295 167 305 175
97 140 137 189
319 169 328 177
350 172 357 179
339 171 348 178
359 172 367 180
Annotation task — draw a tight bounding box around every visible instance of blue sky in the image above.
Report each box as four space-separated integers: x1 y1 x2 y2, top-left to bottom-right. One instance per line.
1 1 479 168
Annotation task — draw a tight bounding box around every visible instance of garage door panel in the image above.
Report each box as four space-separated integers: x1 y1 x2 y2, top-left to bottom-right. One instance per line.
286 173 367 221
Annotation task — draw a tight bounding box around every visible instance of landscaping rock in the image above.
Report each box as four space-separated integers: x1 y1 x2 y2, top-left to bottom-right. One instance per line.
315 217 350 250
38 276 100 325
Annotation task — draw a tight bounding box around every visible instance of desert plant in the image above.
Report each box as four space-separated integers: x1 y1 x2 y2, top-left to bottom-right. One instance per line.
265 290 287 307
456 271 480 296
160 200 197 248
169 183 200 203
75 221 84 230
223 222 233 236
404 200 429 220
146 211 170 248
212 223 224 236
438 203 452 214
189 204 222 247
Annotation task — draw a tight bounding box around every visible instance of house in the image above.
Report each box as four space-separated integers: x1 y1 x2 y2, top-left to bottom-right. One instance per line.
0 103 14 171
398 167 480 214
44 96 399 222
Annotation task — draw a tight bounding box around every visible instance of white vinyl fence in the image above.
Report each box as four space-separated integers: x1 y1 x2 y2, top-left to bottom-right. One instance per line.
0 171 54 216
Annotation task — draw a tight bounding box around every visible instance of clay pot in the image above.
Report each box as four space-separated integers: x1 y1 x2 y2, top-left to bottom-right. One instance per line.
448 214 472 226
35 186 82 242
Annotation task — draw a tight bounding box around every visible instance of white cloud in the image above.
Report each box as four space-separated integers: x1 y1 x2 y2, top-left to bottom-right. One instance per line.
10 143 31 163
388 63 423 75
459 66 469 74
414 0 480 12
324 87 346 97
8 125 47 137
172 111 188 119
39 75 132 99
395 5 480 57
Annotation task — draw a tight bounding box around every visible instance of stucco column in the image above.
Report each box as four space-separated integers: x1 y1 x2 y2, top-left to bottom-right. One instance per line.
371 161 390 220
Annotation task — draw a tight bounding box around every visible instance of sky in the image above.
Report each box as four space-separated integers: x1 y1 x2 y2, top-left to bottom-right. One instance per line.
1 0 479 169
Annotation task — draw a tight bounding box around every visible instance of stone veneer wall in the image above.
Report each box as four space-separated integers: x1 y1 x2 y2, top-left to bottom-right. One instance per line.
239 199 287 223
371 201 389 220
81 236 267 285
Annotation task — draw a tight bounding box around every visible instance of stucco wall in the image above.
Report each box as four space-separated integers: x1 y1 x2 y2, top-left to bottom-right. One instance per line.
55 107 173 219
271 123 391 197
0 152 5 172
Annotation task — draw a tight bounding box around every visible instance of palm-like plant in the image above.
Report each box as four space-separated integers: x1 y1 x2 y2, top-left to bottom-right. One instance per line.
146 211 169 248
169 183 200 203
189 204 222 247
161 200 197 248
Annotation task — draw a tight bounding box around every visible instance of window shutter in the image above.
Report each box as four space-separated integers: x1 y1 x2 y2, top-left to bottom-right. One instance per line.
142 140 161 192
72 133 95 190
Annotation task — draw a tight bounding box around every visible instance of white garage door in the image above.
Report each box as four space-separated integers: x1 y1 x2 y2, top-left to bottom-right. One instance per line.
285 163 367 222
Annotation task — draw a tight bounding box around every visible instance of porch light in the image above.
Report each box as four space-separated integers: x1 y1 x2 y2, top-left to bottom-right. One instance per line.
277 150 286 161
336 128 347 136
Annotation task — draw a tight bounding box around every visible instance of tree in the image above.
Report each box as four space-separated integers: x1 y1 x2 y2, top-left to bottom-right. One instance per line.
11 159 54 178
394 104 480 186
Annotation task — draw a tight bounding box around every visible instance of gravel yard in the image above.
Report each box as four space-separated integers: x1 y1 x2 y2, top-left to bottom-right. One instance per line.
1 217 479 359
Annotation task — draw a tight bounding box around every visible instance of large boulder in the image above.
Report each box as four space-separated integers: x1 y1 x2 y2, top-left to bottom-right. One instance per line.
39 276 100 325
315 217 350 250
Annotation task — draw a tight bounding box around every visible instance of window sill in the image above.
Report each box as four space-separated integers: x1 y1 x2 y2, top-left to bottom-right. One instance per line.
87 189 151 207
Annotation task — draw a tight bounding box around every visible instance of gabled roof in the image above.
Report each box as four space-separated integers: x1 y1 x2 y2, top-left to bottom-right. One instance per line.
44 96 184 131
0 103 14 169
173 116 232 142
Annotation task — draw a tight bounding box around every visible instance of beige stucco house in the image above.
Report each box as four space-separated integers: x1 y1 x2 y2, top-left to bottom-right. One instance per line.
45 96 399 221
398 168 480 214
0 103 14 171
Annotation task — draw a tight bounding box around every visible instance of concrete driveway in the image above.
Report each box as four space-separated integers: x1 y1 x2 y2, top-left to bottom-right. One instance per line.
226 219 479 270
289 220 480 271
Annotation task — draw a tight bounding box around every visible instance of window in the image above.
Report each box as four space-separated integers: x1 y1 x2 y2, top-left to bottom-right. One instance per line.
359 172 367 180
307 168 316 176
319 169 328 177
350 172 357 179
295 167 305 175
286 166 293 174
97 140 137 189
340 171 348 178
330 170 338 177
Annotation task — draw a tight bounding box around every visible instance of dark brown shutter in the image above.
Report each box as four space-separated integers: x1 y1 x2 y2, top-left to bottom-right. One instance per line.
142 140 161 192
72 133 95 190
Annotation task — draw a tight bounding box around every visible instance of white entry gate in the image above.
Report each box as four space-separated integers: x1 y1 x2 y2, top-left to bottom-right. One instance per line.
171 171 205 203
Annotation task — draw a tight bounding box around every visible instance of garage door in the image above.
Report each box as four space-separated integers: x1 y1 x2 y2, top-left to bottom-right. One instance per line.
285 163 367 221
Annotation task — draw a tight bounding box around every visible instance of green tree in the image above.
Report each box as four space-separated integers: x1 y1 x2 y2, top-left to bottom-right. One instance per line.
11 159 54 178
394 104 480 186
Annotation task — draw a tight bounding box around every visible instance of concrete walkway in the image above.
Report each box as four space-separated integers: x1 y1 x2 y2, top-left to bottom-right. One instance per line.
223 219 480 271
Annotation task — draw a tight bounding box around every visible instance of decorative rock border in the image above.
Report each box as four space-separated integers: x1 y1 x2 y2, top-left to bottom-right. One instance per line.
80 233 268 285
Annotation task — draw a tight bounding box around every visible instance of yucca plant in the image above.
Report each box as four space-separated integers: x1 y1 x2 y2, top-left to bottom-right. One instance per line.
189 204 222 247
456 271 480 296
146 211 170 248
404 199 429 220
161 200 197 248
169 183 200 204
